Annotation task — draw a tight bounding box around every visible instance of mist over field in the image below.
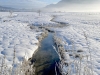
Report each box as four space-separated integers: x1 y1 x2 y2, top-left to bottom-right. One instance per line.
44 0 100 12
0 0 100 12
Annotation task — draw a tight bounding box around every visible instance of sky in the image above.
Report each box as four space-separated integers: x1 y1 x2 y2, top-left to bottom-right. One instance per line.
0 0 60 9
0 0 100 12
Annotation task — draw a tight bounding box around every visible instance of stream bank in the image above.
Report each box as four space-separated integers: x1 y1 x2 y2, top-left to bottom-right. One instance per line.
31 32 61 75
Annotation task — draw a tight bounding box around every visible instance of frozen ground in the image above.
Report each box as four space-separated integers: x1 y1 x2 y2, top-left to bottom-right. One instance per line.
0 12 100 75
53 12 100 75
0 12 55 67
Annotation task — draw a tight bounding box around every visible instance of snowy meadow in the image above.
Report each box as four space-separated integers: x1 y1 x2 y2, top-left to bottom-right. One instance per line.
0 12 100 75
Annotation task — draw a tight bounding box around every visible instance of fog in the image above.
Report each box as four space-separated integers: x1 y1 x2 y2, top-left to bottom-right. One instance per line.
43 0 100 12
0 0 100 12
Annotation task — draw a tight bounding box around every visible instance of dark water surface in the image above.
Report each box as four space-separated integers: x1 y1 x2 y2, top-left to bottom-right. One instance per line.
32 33 61 75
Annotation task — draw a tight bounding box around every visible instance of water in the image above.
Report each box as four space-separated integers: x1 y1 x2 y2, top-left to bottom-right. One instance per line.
31 33 61 75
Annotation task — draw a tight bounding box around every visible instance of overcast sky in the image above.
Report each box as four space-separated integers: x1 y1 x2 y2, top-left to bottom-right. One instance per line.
0 0 100 12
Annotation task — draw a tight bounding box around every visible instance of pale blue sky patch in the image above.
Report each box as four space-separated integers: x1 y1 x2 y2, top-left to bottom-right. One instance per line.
38 0 61 4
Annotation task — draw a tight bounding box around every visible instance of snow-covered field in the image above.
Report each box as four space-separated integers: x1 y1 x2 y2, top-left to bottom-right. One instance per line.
53 12 100 75
0 12 55 67
0 12 100 75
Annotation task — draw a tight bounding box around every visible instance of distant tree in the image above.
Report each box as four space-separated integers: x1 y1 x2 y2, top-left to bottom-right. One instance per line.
37 10 41 16
9 10 13 17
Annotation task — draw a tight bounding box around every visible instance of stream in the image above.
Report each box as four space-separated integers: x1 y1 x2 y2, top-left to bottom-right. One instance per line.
31 32 61 75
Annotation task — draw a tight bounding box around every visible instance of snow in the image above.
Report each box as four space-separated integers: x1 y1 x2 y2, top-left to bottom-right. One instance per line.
53 12 100 75
0 12 54 67
0 12 100 75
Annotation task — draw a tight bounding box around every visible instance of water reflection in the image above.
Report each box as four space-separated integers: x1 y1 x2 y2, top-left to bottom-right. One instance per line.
32 33 61 75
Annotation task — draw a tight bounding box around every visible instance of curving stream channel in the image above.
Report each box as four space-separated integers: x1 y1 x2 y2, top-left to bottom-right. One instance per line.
31 32 61 75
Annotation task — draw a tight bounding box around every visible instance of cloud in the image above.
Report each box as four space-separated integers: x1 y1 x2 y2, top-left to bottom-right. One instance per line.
57 0 100 4
0 0 47 9
44 0 100 12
